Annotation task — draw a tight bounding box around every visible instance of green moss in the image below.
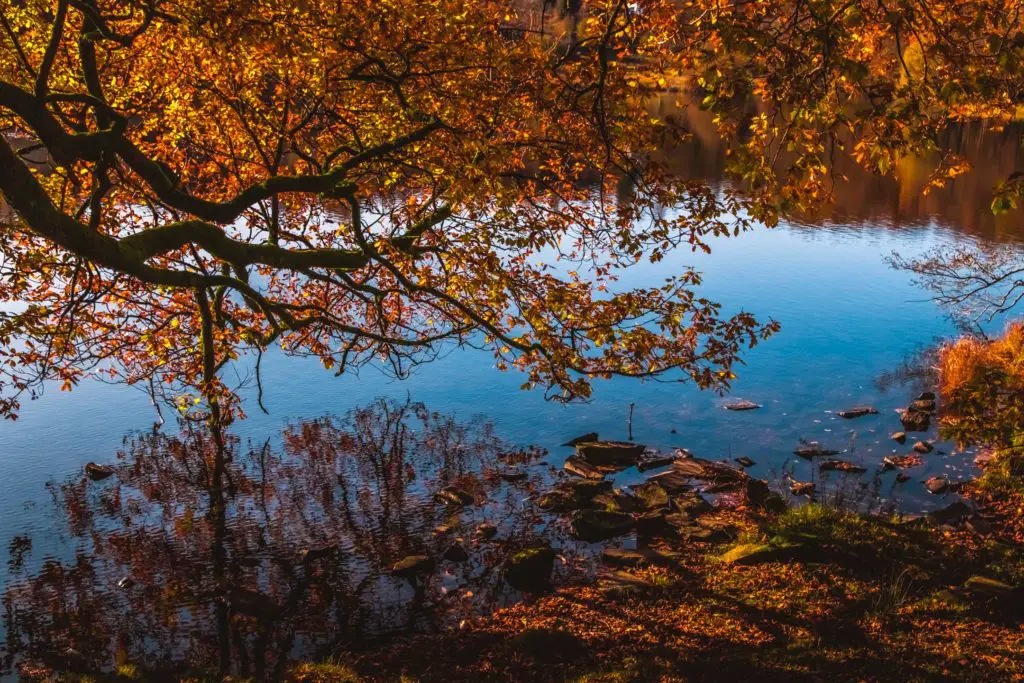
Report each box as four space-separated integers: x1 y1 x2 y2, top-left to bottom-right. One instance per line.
289 662 362 682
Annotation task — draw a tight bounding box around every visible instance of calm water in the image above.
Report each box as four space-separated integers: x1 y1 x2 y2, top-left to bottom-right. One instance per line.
2 123 1024 676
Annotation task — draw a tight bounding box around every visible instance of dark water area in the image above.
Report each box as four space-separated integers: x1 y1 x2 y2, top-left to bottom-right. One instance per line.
3 121 1024 677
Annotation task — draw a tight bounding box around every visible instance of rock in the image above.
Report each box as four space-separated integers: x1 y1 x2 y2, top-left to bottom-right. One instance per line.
475 522 498 540
596 569 662 597
498 468 529 482
964 576 1016 597
724 399 761 411
916 391 936 401
926 501 971 526
883 454 922 470
84 462 115 481
117 576 134 589
793 442 839 459
837 406 878 418
743 478 771 507
635 510 671 536
924 476 948 494
570 509 635 541
592 490 642 513
298 545 338 563
735 456 756 468
647 469 691 493
563 455 610 480
965 515 994 536
632 481 670 510
562 432 599 447
909 399 937 412
913 440 934 454
434 486 474 506
503 546 555 592
819 459 867 474
891 431 907 444
671 491 713 517
390 555 435 578
895 473 911 483
601 548 656 567
637 453 679 472
900 409 930 432
721 543 784 565
672 457 749 487
790 481 815 496
575 441 645 467
537 489 587 512
442 543 469 562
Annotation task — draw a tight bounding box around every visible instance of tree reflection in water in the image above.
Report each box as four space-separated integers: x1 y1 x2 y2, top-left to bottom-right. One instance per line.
2 399 567 679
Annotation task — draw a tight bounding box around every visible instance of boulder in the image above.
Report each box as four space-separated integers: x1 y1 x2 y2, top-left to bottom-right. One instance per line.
434 486 474 506
891 431 907 444
900 409 930 432
672 457 748 486
575 441 645 467
724 399 761 411
735 456 756 468
837 406 878 418
924 476 948 494
503 546 556 592
537 489 587 512
909 399 937 412
916 391 936 401
720 543 790 565
819 459 867 473
570 509 635 541
793 442 839 459
84 463 115 481
912 440 934 454
963 575 1016 597
562 432 599 447
390 555 435 578
442 543 470 563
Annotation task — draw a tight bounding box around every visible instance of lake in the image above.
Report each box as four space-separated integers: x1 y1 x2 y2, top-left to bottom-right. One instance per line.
2 122 1023 677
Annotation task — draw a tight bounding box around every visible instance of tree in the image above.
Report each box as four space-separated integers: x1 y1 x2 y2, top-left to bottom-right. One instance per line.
1 0 1020 423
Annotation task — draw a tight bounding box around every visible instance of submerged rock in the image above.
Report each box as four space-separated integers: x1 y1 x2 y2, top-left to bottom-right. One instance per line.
793 442 839 459
84 463 115 481
434 486 474 506
570 509 634 541
498 468 529 482
924 476 949 494
561 432 599 447
895 473 911 483
724 399 761 411
837 406 878 418
503 546 555 592
883 454 923 470
442 543 470 563
390 555 435 578
900 409 931 432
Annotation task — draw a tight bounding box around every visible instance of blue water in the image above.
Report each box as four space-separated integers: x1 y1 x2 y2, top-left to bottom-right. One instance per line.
0 220 995 563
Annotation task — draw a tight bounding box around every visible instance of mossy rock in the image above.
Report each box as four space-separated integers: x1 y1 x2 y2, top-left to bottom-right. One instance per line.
720 542 807 565
504 546 556 592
